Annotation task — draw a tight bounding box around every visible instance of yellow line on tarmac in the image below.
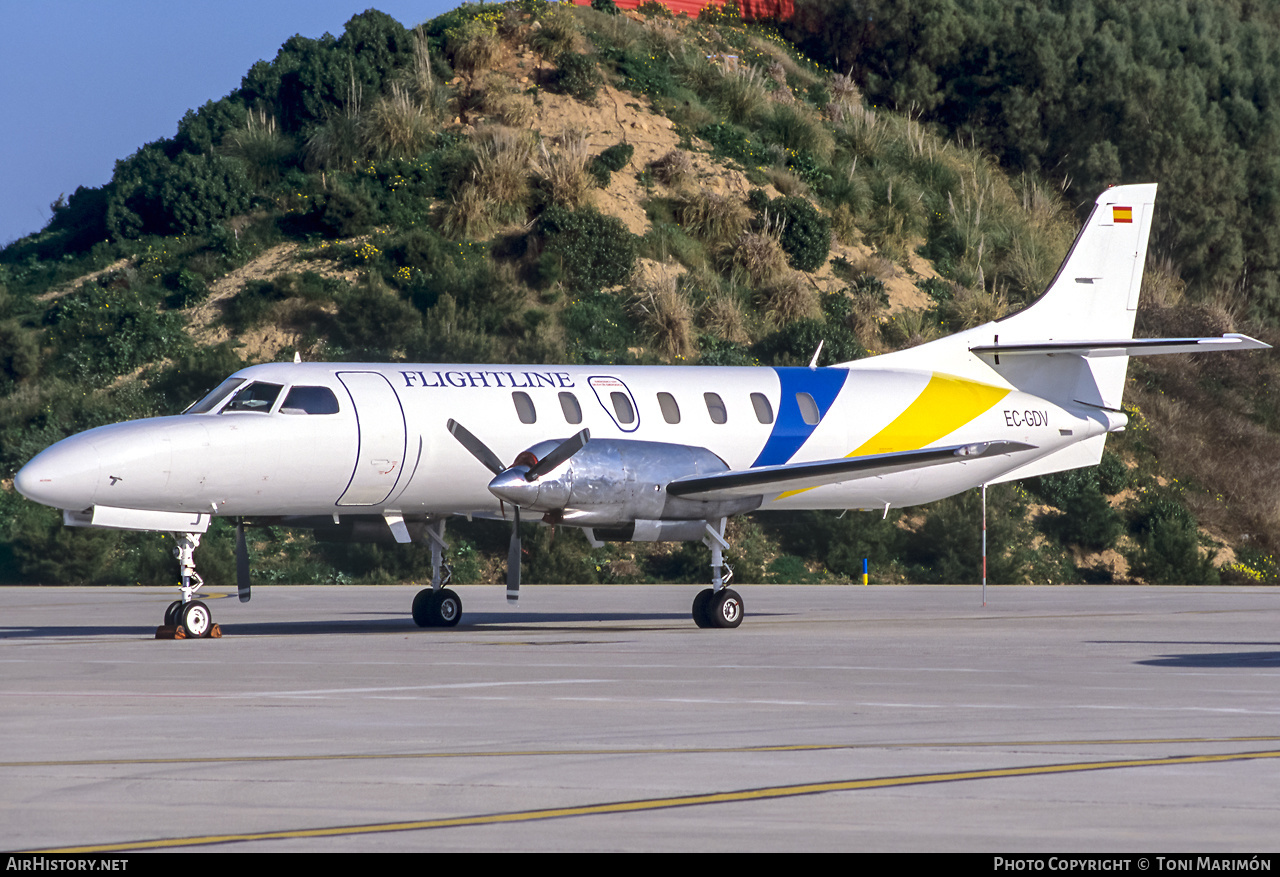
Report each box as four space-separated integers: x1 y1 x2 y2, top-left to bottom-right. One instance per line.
30 748 1280 853
6 735 1280 769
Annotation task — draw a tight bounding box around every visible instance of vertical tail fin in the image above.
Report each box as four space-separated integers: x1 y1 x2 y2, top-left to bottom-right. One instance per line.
996 183 1156 344
989 183 1156 410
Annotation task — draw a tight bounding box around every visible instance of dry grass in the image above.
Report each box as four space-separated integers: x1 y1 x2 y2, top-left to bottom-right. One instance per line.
699 290 751 344
881 308 941 349
400 26 449 116
649 150 694 187
674 188 750 247
534 132 594 208
478 77 536 127
830 71 862 105
630 268 696 360
530 4 582 64
759 272 820 324
714 64 771 124
472 126 536 206
766 167 808 198
726 229 786 287
440 184 495 240
946 283 1009 329
304 113 362 170
363 83 435 159
449 19 503 80
845 251 897 283
222 109 292 185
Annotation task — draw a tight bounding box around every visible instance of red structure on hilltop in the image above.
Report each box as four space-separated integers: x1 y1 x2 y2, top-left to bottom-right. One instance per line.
570 0 794 21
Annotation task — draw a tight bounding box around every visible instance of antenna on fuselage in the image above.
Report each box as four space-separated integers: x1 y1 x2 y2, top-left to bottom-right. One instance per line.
808 340 825 369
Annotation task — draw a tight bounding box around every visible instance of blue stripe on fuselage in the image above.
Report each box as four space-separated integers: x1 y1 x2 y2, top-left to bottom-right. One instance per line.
751 367 850 467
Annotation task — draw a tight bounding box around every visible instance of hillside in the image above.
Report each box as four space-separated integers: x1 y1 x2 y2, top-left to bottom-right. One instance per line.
2 1 1277 588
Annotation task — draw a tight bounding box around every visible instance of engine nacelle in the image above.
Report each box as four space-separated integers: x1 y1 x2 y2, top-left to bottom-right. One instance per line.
487 439 760 528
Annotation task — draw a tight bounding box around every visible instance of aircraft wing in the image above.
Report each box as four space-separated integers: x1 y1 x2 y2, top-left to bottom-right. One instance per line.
666 440 1036 501
970 333 1270 359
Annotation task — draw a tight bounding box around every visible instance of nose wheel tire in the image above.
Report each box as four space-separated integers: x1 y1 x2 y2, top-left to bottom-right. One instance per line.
412 588 463 628
709 589 743 628
164 600 182 627
179 601 212 638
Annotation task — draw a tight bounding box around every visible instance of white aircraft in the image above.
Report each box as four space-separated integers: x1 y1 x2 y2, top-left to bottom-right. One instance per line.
13 184 1269 633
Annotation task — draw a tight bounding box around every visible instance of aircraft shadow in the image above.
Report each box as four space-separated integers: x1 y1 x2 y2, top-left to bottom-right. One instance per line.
1137 650 1280 668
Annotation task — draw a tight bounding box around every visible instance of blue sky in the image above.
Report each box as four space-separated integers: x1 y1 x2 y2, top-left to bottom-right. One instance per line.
0 1 461 247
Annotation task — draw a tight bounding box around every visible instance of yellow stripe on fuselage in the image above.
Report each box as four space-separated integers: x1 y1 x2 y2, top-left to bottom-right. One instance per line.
776 373 1009 500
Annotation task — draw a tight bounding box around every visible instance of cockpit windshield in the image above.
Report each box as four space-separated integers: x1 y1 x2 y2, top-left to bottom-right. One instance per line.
186 378 248 414
221 382 284 413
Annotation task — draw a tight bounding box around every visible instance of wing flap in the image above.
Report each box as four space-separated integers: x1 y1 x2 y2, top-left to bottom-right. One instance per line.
666 440 1036 501
970 333 1269 359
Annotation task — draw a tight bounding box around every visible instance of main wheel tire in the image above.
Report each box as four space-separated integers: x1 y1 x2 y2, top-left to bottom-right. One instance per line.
164 600 182 626
179 601 212 638
412 588 438 627
709 589 744 629
692 588 715 628
435 589 462 627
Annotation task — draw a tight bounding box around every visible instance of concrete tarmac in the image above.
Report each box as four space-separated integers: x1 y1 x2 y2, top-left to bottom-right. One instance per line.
2 584 1279 852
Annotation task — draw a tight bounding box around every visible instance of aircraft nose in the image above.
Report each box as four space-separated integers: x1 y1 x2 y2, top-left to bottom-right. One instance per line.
487 468 540 507
14 436 101 510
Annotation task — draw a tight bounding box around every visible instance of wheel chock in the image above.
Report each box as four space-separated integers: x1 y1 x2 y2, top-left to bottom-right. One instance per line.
154 624 221 639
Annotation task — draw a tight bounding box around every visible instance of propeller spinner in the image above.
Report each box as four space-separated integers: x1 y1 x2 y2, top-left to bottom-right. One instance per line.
447 420 590 601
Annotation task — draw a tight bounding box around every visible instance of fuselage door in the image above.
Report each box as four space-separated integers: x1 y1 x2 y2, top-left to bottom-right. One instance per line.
336 372 408 506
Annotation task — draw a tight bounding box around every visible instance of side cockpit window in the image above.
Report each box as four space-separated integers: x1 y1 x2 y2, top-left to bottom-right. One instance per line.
222 382 283 413
186 378 247 414
280 386 340 415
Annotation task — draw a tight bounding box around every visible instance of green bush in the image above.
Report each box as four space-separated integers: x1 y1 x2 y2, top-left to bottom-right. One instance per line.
751 317 863 367
760 196 830 272
1126 488 1219 585
562 291 641 362
590 143 635 186
553 52 604 102
538 206 637 293
1030 469 1123 551
47 284 188 384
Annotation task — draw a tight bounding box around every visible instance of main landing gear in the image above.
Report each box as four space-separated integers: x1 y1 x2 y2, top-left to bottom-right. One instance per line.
412 520 462 628
692 519 743 629
157 533 220 639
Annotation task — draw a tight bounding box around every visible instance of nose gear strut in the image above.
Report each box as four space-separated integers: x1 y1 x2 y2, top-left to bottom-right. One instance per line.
156 532 221 639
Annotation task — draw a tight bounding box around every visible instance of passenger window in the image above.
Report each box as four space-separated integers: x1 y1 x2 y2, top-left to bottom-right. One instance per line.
280 386 340 415
704 392 728 424
610 392 635 424
657 392 681 424
796 392 820 426
222 382 283 413
513 391 537 424
559 391 582 424
751 392 774 424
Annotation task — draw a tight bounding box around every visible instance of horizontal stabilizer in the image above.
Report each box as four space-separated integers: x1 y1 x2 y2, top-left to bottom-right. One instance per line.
667 441 1036 501
970 333 1269 359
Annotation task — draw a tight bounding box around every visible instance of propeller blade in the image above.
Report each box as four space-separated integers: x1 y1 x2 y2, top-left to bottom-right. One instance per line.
525 428 590 482
447 419 506 475
506 506 521 603
235 520 251 603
